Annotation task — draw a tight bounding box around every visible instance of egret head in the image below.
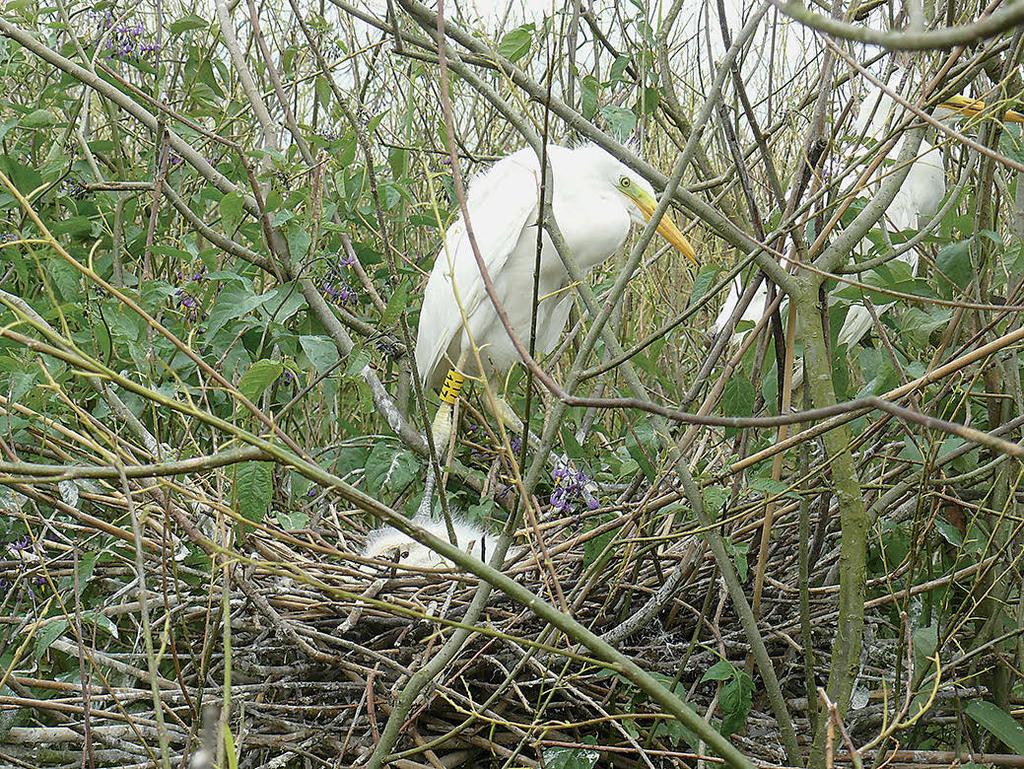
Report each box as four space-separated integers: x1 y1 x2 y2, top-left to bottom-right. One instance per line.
613 170 698 264
577 145 697 264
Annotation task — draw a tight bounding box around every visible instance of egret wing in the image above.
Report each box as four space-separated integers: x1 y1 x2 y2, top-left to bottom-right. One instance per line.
415 149 541 384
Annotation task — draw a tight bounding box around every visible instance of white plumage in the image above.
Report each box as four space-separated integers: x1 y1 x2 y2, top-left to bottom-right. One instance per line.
712 70 948 354
361 517 489 570
415 143 695 390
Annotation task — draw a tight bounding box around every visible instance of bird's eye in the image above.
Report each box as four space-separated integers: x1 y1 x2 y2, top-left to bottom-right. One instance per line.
619 176 631 188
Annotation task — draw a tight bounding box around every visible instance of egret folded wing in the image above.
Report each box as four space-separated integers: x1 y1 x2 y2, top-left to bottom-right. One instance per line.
415 148 542 386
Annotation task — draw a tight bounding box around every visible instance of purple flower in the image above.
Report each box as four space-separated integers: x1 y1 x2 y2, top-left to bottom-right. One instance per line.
96 12 161 63
322 280 356 307
340 251 356 268
549 463 598 514
174 288 205 323
0 233 16 245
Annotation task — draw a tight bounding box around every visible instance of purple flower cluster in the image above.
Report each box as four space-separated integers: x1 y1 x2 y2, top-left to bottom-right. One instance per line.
174 265 207 284
174 290 204 323
2 535 47 601
550 463 599 514
322 281 357 306
321 258 358 307
0 233 16 245
95 11 161 62
174 265 207 323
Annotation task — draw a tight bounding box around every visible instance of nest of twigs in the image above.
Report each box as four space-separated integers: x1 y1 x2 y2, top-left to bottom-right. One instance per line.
2 468 855 769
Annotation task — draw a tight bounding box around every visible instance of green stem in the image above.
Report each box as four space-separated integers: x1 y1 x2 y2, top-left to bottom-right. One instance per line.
798 283 870 768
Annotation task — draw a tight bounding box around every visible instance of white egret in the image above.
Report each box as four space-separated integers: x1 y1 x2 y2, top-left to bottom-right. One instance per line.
415 143 697 450
711 74 1024 372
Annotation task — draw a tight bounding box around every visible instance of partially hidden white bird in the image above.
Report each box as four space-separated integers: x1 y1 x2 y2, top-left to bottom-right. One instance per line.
711 71 1024 377
416 143 698 450
361 517 489 570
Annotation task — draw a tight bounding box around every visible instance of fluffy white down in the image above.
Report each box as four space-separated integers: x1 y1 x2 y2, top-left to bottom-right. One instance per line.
361 517 489 570
415 143 653 388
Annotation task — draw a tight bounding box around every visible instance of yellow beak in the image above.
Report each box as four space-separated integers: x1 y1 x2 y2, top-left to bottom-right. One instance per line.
630 194 698 264
941 94 1024 124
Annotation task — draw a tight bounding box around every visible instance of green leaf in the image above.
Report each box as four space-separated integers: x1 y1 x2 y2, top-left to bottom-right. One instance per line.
239 359 284 402
286 226 311 261
219 191 245 234
20 109 55 128
702 486 728 518
365 444 419 494
965 701 1024 754
690 265 722 307
315 75 333 109
609 54 630 82
637 86 660 114
936 239 973 288
901 306 951 349
345 345 371 377
583 515 616 568
299 335 340 373
600 105 637 141
51 216 93 239
80 610 119 639
701 659 736 683
388 147 409 179
59 550 98 593
542 744 600 769
381 282 409 327
723 537 749 582
934 514 962 546
720 671 754 736
581 75 600 120
224 723 239 769
205 284 269 337
912 623 938 670
170 14 208 34
661 718 698 750
35 620 68 661
46 257 81 300
748 476 789 496
258 282 307 324
276 510 309 530
625 421 658 482
498 25 533 62
722 373 754 417
234 461 273 524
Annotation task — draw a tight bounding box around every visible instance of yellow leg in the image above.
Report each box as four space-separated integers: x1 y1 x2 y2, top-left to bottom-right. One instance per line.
431 367 465 454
